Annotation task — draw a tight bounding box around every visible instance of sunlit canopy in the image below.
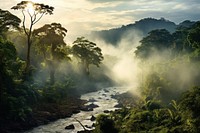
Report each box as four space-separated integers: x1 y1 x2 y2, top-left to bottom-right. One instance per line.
25 2 35 15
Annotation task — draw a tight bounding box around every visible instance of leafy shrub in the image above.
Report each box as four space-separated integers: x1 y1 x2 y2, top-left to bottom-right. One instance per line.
94 114 118 133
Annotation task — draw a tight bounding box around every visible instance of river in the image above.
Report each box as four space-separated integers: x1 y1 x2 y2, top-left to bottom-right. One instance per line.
25 87 130 133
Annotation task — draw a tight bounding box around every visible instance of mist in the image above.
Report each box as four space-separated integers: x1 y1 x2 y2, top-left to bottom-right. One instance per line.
90 29 142 87
7 20 200 104
86 25 200 104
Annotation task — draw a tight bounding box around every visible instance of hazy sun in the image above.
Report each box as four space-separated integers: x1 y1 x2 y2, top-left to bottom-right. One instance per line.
25 2 35 15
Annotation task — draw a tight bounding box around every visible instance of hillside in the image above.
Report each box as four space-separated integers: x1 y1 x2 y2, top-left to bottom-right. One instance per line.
91 18 195 45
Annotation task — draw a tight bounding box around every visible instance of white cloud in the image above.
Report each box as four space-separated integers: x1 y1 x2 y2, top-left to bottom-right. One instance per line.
0 0 200 42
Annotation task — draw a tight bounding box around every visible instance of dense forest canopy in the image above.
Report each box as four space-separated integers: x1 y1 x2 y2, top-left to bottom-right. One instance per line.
90 18 195 46
0 1 200 133
94 19 200 133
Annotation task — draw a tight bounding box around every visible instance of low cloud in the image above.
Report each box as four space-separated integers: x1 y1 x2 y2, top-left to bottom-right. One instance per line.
0 0 199 43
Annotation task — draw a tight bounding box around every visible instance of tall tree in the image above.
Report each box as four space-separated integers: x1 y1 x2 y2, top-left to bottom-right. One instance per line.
33 23 68 84
11 1 54 75
0 9 21 37
72 37 103 75
0 37 17 101
135 29 173 60
172 28 191 54
188 22 200 49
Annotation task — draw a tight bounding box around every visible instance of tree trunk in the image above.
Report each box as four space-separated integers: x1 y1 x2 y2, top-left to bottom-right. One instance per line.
47 60 55 85
50 68 55 85
83 60 89 75
24 33 32 79
86 63 89 75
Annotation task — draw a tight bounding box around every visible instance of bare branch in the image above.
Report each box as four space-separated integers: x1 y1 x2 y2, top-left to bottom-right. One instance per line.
32 11 37 22
22 10 28 36
74 118 87 131
33 12 44 25
27 9 32 18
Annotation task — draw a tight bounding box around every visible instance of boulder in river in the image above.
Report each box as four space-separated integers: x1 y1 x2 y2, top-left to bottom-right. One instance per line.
72 110 81 114
103 110 110 113
65 124 75 130
92 123 95 127
88 98 97 102
80 107 94 111
103 89 109 92
114 103 123 108
102 94 107 97
86 103 99 109
90 115 96 121
77 130 92 133
85 124 93 129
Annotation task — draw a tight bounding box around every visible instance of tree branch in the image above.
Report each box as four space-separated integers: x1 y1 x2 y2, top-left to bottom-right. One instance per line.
32 11 37 22
27 9 32 18
22 10 28 36
74 118 87 131
33 12 44 25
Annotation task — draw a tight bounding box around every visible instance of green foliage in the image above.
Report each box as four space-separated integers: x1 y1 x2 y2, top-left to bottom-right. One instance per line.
95 95 199 133
188 22 200 49
94 114 118 133
11 1 54 15
0 37 37 122
38 79 77 103
33 23 69 84
72 37 103 75
172 27 192 54
179 86 200 132
135 29 173 60
1 89 33 121
0 37 23 87
11 1 54 74
92 18 177 45
33 23 69 60
0 9 21 37
95 21 200 133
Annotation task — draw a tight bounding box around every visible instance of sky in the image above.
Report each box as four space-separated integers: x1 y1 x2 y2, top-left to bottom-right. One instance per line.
0 0 200 42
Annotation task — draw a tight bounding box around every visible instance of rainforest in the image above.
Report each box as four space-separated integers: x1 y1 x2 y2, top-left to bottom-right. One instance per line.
0 0 200 133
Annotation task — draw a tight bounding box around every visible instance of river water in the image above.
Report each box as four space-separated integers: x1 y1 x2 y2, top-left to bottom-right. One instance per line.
25 87 130 133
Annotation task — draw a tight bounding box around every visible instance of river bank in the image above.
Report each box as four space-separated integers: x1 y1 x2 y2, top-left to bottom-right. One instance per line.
0 96 86 133
0 87 133 133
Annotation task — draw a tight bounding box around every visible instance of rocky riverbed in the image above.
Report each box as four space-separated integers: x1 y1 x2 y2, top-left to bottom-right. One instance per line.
24 87 131 133
0 97 86 133
0 87 137 133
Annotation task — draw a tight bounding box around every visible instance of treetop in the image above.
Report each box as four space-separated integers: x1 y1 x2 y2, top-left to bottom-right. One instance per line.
11 1 54 15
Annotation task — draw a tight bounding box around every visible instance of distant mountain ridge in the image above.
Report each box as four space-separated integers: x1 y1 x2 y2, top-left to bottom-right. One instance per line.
91 18 195 45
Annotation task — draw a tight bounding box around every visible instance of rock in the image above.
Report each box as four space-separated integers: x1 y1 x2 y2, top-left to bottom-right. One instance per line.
102 94 107 97
114 103 123 108
103 110 110 113
88 98 97 102
86 103 99 109
65 113 73 118
92 123 95 127
85 125 93 129
80 107 94 112
103 89 109 92
65 124 75 130
77 130 92 133
80 103 98 112
90 115 96 121
72 110 80 114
